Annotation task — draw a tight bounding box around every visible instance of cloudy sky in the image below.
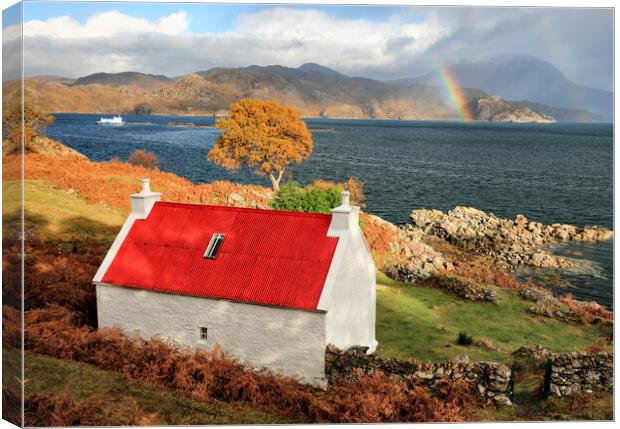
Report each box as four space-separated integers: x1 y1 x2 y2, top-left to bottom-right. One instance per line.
2 1 613 90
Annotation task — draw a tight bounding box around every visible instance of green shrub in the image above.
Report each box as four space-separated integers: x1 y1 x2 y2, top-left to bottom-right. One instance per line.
271 182 341 214
457 332 473 346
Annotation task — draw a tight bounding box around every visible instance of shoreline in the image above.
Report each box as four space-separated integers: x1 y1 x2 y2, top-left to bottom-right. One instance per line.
43 112 611 125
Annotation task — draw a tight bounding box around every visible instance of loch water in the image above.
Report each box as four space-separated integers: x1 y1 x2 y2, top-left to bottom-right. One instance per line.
45 114 614 308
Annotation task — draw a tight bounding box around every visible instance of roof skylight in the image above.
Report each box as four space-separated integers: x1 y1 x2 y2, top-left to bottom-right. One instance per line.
203 233 225 259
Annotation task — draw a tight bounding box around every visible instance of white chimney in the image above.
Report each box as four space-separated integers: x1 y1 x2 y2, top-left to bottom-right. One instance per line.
131 178 161 219
328 190 359 233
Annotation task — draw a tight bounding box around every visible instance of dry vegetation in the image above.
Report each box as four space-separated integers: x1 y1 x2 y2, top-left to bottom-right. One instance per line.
556 295 613 324
3 304 479 423
128 149 160 170
3 386 155 427
449 263 537 290
4 153 272 212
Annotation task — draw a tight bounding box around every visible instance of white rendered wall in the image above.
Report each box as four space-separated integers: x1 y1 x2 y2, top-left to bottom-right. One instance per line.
96 285 327 386
324 221 377 352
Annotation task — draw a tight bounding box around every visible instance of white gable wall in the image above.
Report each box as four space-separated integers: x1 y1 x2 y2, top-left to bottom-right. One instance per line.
323 217 377 352
96 284 327 387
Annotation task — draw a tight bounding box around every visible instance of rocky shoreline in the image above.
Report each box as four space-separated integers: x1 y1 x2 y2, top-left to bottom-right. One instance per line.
382 206 612 282
410 206 612 268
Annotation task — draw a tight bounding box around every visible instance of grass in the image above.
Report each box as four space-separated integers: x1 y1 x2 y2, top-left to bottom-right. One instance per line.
3 179 124 243
11 349 293 425
2 347 22 394
375 280 610 362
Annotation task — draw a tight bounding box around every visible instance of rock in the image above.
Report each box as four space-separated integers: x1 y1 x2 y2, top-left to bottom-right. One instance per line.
546 352 613 398
325 346 511 401
408 206 611 269
515 214 528 225
383 226 451 282
414 371 434 380
493 394 512 406
454 354 471 364
227 192 245 205
429 275 498 304
513 344 552 361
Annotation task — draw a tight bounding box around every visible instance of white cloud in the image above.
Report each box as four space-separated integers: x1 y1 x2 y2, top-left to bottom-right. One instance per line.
1 6 613 90
4 10 189 41
230 8 449 72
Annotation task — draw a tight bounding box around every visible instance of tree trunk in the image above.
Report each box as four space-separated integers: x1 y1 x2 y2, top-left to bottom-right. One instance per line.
268 169 285 192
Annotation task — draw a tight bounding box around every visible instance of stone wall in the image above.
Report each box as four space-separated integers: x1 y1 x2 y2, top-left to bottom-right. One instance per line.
326 346 513 405
548 352 613 397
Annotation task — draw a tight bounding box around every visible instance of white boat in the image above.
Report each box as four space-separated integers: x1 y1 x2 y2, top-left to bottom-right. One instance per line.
97 116 124 126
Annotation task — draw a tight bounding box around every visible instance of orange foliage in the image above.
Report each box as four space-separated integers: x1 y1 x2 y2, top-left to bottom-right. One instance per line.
360 213 397 268
306 177 365 206
2 305 22 348
557 295 613 323
4 153 272 212
0 386 154 427
209 99 313 191
128 149 160 170
346 177 365 207
24 391 112 426
449 264 536 290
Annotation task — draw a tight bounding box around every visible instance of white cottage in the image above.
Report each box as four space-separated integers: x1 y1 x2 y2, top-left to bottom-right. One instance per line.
93 179 377 387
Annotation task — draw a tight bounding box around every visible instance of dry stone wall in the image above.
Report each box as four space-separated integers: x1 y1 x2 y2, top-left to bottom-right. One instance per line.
326 346 513 405
548 352 613 397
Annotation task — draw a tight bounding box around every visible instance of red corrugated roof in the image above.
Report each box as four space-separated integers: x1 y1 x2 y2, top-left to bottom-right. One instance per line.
101 202 339 311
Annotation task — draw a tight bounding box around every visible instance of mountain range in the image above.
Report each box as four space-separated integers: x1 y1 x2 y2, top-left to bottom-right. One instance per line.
389 54 611 121
5 55 610 122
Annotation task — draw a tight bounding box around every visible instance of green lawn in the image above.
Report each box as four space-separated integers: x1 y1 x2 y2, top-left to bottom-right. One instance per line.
3 179 124 243
375 275 610 362
12 350 293 425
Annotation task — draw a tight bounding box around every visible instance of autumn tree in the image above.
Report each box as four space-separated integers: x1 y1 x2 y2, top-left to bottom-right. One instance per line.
2 90 54 154
208 99 313 191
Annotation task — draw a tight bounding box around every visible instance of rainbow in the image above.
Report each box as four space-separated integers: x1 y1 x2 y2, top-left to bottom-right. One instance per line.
433 57 474 122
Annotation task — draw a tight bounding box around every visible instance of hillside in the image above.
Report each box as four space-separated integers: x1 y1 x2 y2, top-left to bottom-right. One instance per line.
516 101 603 123
297 63 346 77
470 96 554 123
27 74 76 85
2 138 613 423
392 54 612 121
71 71 173 88
4 65 553 122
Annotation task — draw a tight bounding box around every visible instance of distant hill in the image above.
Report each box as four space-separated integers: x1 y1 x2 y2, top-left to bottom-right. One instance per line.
516 101 603 123
5 63 555 122
71 72 173 88
190 64 489 119
27 75 75 85
390 54 612 121
297 63 345 77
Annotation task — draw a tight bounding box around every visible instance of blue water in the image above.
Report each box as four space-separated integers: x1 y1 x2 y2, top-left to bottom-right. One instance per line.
44 114 614 307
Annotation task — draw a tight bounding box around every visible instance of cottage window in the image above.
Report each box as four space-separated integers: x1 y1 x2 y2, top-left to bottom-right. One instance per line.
203 233 225 259
199 327 208 341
